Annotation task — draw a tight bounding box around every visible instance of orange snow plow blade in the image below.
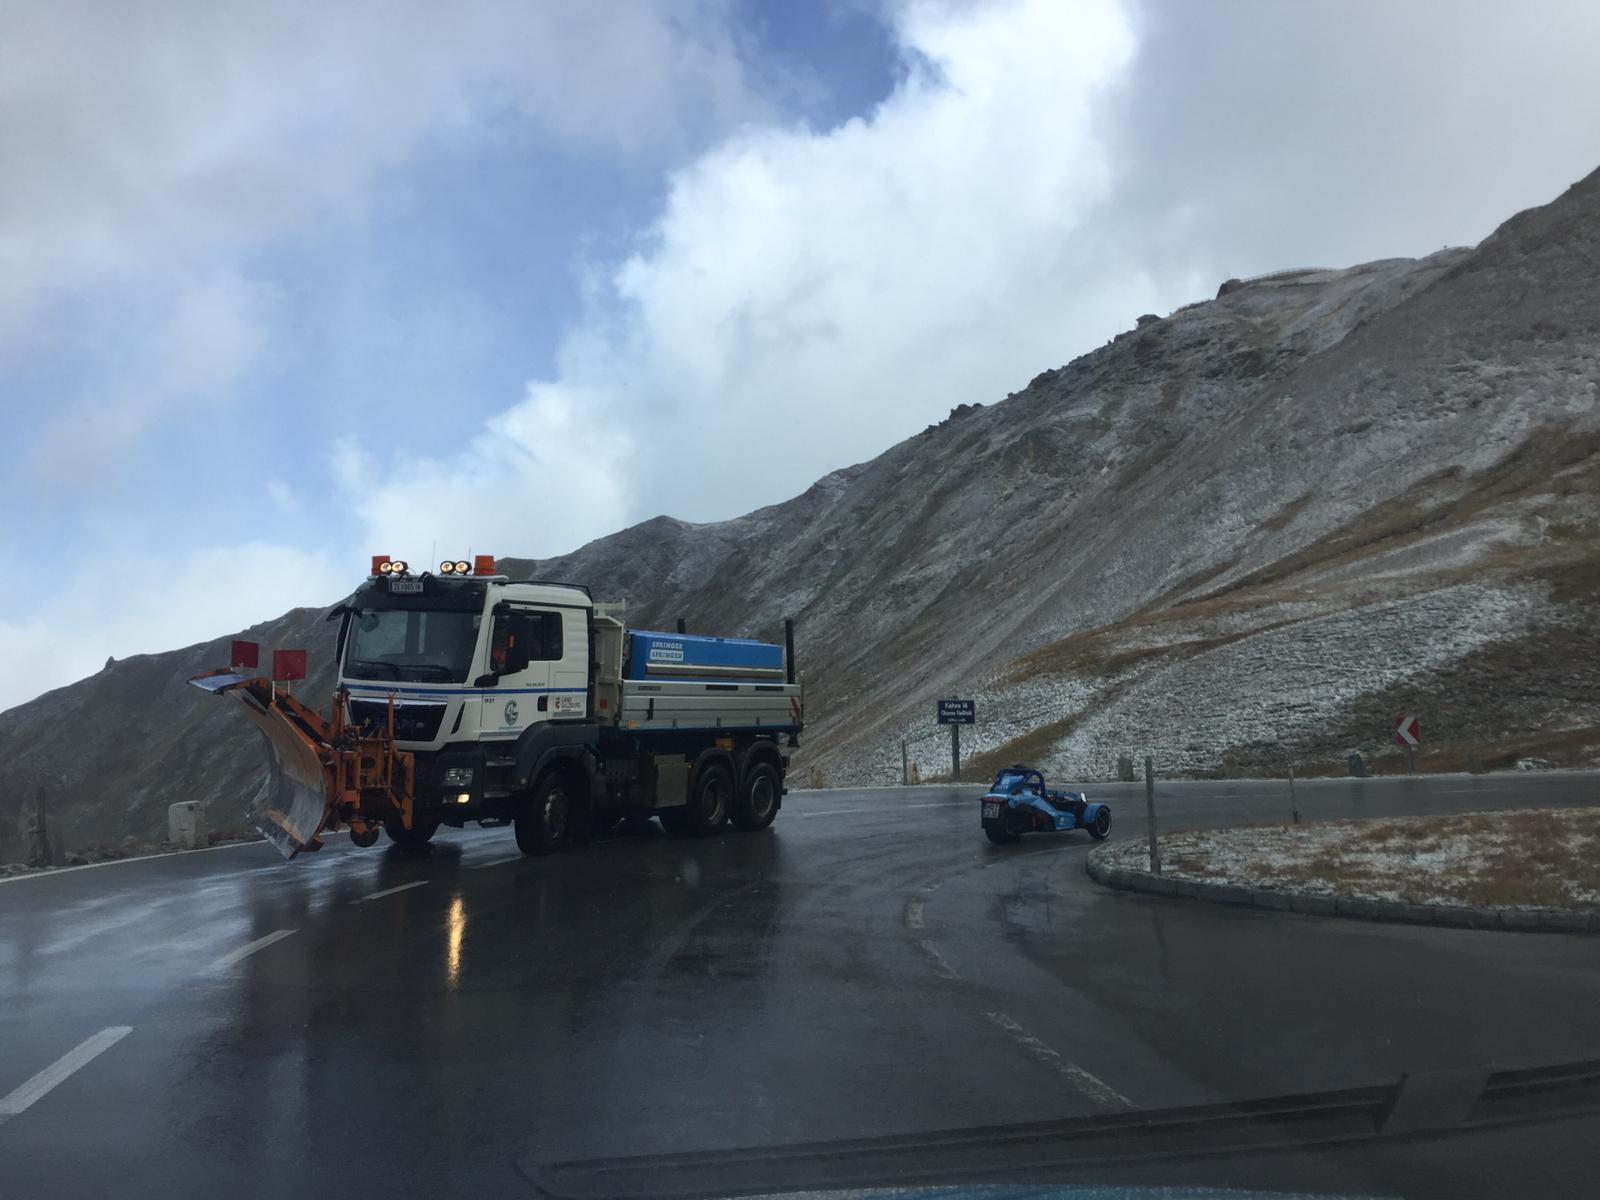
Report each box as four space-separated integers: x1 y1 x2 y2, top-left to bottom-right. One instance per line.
188 669 415 859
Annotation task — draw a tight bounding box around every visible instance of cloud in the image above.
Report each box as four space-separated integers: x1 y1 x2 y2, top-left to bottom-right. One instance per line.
1107 0 1600 281
335 0 1147 547
0 2 773 340
27 271 278 478
0 541 348 713
332 385 634 564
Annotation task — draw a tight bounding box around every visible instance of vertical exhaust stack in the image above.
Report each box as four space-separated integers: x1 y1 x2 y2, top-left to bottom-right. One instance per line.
784 618 796 685
677 618 687 634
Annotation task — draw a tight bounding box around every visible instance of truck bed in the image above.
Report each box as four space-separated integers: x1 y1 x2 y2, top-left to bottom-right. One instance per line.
617 678 801 734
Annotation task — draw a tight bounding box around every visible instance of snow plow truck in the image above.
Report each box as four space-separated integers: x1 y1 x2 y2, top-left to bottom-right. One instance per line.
190 554 802 858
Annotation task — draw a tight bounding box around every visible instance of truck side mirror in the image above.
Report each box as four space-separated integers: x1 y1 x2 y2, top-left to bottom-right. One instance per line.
473 672 500 688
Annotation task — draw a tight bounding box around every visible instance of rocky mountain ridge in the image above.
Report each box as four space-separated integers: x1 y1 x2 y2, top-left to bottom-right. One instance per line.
4 167 1597 857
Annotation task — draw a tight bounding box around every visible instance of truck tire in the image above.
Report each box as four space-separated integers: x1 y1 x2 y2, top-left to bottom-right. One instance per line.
515 771 574 855
385 819 438 848
687 763 732 835
730 762 780 831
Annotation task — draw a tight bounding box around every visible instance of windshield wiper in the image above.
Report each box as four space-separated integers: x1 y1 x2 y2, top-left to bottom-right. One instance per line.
347 659 400 678
402 663 458 681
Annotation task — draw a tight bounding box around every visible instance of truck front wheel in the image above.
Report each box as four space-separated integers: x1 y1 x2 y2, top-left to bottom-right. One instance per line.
515 772 574 855
687 763 732 835
730 763 780 831
384 819 439 849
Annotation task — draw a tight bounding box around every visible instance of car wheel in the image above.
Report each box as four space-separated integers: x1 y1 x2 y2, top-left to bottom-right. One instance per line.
1089 807 1112 840
730 763 780 831
985 822 1019 845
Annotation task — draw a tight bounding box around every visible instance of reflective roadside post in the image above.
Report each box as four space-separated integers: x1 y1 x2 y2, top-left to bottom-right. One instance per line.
1144 755 1160 875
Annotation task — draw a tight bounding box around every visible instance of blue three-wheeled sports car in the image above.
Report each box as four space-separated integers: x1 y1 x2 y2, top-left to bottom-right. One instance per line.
979 765 1112 845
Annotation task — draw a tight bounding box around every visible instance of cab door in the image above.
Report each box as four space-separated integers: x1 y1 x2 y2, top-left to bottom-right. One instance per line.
481 605 564 739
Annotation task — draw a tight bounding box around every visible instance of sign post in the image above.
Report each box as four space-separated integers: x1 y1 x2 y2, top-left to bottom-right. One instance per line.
1394 714 1421 775
937 699 975 782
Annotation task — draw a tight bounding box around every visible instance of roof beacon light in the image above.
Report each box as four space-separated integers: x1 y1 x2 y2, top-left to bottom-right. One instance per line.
372 555 392 576
391 560 409 576
439 560 456 575
454 560 470 575
473 554 495 576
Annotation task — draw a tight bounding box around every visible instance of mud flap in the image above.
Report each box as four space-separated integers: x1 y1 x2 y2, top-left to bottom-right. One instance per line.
189 672 332 859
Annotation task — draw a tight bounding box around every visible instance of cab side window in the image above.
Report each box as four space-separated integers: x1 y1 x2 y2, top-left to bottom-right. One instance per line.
489 609 563 674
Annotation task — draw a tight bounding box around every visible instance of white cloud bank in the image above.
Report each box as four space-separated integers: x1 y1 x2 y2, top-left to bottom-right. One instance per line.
338 0 1151 556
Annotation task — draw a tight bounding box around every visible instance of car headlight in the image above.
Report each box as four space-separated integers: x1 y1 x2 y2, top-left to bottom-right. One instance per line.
442 767 473 787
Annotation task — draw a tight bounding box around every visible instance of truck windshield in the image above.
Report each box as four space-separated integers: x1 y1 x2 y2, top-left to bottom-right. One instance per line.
343 608 482 684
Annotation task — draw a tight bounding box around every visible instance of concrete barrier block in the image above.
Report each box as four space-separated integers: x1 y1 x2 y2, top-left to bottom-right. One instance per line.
1251 890 1292 911
1142 875 1178 896
1540 911 1591 933
1209 885 1252 906
167 801 208 851
1432 905 1493 929
1388 903 1436 925
1335 897 1382 919
1498 909 1545 932
1172 879 1202 899
1290 894 1337 917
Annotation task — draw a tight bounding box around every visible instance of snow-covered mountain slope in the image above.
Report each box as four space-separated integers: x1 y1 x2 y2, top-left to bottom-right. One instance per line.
4 167 1597 855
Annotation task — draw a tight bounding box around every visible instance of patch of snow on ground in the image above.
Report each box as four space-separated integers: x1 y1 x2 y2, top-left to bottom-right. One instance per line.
1100 808 1600 909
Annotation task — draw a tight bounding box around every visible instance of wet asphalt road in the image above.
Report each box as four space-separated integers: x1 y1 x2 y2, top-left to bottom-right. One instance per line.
1 771 1598 1199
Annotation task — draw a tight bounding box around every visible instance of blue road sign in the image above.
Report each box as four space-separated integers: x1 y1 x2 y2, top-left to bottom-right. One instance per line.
938 699 975 725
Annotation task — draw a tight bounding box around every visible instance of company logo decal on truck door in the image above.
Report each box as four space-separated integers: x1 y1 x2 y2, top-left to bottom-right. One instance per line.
503 700 519 725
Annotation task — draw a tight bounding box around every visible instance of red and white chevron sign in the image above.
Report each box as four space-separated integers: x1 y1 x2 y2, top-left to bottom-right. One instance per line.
1394 714 1421 747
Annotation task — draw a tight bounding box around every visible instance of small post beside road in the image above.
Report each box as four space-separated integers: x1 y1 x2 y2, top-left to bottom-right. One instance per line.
901 740 909 786
1144 755 1160 875
1289 764 1299 825
936 699 976 783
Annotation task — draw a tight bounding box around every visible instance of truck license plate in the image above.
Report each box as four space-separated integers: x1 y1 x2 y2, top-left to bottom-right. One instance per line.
982 802 1001 819
388 579 423 594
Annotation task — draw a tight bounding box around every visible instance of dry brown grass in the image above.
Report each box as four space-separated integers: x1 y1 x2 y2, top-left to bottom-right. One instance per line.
1155 808 1600 910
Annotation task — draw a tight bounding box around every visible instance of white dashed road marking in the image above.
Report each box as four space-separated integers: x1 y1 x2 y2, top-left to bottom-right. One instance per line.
470 854 527 870
796 807 874 818
351 880 428 904
0 1027 133 1124
209 928 296 971
918 939 959 979
982 1011 1131 1108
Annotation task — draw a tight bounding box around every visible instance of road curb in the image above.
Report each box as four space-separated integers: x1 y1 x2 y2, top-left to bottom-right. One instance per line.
1084 848 1599 934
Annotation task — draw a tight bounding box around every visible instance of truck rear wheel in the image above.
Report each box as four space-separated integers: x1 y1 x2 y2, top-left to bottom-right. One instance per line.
687 763 732 835
385 819 438 848
515 772 574 855
730 762 780 831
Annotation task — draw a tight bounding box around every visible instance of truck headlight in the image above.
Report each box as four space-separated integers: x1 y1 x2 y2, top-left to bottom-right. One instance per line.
443 767 473 787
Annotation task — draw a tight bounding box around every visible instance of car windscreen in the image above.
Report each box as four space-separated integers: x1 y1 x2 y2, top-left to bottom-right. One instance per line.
343 605 483 683
992 771 1030 793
